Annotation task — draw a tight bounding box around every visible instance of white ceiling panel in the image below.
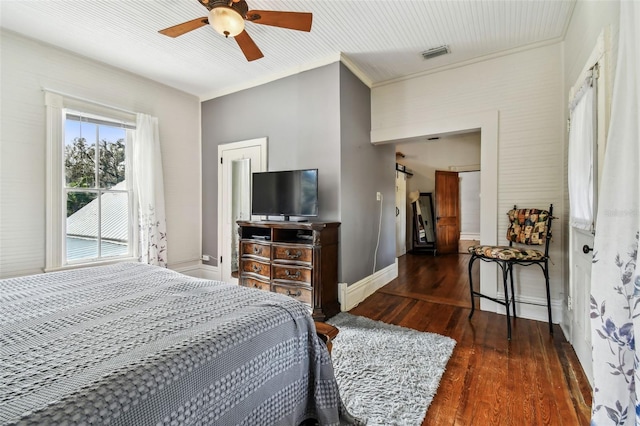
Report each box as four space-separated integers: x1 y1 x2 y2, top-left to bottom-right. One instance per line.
0 0 575 99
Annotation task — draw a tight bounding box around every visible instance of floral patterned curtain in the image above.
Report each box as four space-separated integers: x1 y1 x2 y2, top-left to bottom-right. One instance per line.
132 114 167 267
590 2 640 424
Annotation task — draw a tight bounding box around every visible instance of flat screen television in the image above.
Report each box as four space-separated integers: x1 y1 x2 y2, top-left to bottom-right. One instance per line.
252 169 318 220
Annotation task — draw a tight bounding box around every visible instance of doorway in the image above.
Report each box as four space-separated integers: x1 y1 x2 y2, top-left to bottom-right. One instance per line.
373 110 499 313
395 132 480 256
217 138 267 284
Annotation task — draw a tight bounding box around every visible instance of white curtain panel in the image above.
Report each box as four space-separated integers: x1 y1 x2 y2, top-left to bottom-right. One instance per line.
590 1 640 424
568 84 594 231
133 113 168 267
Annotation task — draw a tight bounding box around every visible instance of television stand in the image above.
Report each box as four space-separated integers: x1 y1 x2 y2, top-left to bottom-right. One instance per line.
237 220 341 321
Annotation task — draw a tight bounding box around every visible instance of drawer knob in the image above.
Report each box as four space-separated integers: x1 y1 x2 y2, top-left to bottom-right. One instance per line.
284 270 301 279
285 249 302 259
582 245 594 254
252 264 260 272
253 246 260 254
286 289 302 297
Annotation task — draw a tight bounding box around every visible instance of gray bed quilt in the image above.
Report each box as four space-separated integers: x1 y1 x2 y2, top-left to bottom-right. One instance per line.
0 262 362 425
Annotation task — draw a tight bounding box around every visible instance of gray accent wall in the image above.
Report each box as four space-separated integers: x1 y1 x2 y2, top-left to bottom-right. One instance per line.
201 64 341 267
201 62 396 284
338 65 396 284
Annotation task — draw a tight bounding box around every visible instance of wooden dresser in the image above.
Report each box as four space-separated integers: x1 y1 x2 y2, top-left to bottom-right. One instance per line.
236 220 340 321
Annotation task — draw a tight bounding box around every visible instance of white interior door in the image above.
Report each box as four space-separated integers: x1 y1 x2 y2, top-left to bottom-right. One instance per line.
570 228 594 384
567 33 611 386
395 171 407 257
218 138 267 284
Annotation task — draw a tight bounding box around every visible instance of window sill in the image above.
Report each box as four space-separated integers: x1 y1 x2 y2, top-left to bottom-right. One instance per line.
44 257 139 273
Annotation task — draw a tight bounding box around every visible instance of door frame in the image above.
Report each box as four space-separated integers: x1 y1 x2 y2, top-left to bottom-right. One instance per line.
395 171 407 257
371 110 499 311
217 137 267 284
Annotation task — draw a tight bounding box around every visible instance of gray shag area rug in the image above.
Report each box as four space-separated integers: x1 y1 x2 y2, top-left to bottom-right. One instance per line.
327 313 456 426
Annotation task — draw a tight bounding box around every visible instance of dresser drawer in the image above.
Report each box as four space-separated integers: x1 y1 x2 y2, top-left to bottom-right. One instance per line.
273 245 312 264
241 242 271 259
272 283 312 306
272 264 311 284
237 220 341 322
241 259 270 279
241 276 271 291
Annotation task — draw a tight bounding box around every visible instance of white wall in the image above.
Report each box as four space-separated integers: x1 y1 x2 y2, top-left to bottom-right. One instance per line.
371 42 565 321
460 171 481 239
0 30 202 277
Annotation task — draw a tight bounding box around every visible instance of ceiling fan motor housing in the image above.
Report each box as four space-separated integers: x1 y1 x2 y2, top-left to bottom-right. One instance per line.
210 0 248 18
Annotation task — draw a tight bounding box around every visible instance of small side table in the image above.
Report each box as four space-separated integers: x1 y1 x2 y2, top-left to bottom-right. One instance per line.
314 322 339 355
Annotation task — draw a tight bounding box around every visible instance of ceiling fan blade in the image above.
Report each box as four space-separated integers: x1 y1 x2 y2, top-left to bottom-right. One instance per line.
235 30 264 61
159 17 208 38
245 10 312 32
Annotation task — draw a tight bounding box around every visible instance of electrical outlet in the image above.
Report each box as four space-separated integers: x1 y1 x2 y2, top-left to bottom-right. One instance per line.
201 254 210 262
376 192 381 201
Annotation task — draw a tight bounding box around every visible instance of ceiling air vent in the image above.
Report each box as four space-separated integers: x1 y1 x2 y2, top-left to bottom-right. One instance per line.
421 45 450 60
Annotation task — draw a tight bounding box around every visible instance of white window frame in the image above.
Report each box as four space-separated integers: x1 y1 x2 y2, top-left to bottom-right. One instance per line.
45 92 139 271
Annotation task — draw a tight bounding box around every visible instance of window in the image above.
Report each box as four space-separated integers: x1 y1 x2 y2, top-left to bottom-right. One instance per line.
568 29 612 233
45 92 138 270
64 114 134 262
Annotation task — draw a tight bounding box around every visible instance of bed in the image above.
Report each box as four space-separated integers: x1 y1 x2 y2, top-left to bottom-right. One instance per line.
0 262 361 425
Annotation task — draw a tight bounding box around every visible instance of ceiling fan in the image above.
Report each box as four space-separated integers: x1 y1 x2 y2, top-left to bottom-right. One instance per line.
159 0 313 61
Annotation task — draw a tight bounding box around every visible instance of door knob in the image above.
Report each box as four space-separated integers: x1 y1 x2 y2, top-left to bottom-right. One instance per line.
582 245 593 254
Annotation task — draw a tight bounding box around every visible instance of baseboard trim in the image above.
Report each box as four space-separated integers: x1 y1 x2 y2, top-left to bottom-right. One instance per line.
338 260 398 312
171 262 221 280
169 259 201 277
494 291 563 324
198 264 221 280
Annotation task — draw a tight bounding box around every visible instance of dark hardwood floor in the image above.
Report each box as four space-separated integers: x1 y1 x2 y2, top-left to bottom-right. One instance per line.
347 252 592 425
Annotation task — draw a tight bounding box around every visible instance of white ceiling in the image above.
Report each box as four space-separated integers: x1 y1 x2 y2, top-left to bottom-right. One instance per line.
1 0 576 100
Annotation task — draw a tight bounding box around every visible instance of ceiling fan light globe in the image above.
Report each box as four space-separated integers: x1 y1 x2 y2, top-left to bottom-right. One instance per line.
209 6 245 37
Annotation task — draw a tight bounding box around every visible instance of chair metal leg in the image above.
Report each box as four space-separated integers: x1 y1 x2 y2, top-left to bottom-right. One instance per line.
501 262 512 340
468 255 477 319
509 263 517 318
544 260 553 334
